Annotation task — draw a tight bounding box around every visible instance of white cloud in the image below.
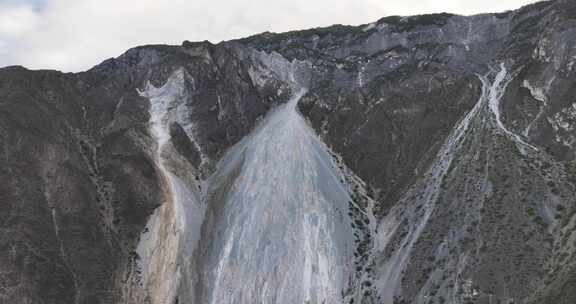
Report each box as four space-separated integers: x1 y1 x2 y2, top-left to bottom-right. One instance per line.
0 4 38 37
0 0 538 72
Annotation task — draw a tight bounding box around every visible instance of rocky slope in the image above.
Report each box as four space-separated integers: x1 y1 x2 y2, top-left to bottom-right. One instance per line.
2 0 576 303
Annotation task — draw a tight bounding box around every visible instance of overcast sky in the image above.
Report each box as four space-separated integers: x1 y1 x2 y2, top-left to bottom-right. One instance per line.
0 0 539 72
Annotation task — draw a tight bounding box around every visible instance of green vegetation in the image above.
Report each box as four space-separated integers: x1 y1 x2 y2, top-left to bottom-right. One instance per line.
377 13 455 32
238 24 368 47
526 207 536 217
565 160 576 182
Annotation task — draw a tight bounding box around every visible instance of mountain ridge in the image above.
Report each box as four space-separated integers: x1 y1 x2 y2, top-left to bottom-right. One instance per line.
2 0 576 303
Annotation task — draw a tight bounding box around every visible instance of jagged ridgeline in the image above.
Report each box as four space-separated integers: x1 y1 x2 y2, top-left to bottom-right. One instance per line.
2 0 576 303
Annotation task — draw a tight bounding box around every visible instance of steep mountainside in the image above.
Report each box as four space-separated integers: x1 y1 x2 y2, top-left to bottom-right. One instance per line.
2 0 576 303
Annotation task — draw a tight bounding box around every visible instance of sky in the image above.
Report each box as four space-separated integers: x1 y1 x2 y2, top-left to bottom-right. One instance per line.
0 0 539 72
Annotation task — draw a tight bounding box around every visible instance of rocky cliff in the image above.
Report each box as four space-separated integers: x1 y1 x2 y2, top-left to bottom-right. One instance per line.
2 0 576 303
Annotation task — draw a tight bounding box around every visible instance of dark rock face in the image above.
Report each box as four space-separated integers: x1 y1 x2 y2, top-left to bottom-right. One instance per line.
2 0 576 303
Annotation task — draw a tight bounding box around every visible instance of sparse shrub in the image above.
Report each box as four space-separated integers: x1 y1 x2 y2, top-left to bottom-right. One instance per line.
565 160 576 183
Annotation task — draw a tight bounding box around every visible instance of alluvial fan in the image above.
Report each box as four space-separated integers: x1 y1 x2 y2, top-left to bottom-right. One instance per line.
195 89 356 303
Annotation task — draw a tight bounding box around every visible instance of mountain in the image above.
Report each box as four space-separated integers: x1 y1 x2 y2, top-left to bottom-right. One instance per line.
2 0 576 303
